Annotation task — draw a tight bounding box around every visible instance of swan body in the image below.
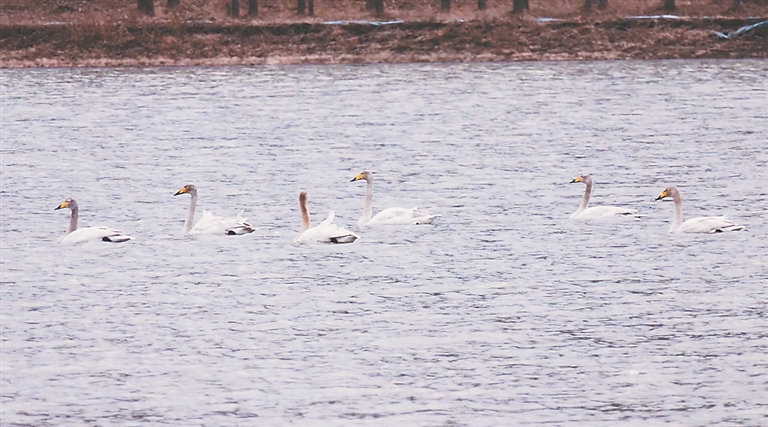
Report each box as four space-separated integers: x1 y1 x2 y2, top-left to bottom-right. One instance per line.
656 186 744 233
351 171 439 228
189 210 253 235
570 174 638 220
174 184 255 236
55 198 132 244
571 205 637 220
294 192 359 244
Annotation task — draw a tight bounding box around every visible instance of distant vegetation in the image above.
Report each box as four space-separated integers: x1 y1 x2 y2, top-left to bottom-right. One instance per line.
1 0 766 24
136 0 766 18
2 0 765 67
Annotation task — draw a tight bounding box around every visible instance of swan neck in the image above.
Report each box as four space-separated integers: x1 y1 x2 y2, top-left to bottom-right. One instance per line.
670 191 683 232
300 198 311 232
360 178 373 227
185 189 197 233
67 205 79 234
576 181 592 214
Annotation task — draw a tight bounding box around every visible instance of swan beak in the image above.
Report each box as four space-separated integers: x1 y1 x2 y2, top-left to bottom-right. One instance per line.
571 176 583 183
55 201 68 210
655 190 668 201
174 188 186 196
351 173 363 182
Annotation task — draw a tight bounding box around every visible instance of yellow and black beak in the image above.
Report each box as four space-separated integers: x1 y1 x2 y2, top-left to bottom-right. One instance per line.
351 173 364 182
55 201 68 210
655 190 668 201
571 176 583 183
174 187 186 196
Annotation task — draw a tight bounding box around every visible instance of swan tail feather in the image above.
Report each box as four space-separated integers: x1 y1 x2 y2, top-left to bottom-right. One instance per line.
412 208 440 224
103 235 133 243
227 224 256 235
330 234 359 244
413 211 441 224
712 216 743 232
712 224 744 233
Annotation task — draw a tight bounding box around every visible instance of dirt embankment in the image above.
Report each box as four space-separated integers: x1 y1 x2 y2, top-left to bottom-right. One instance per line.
1 0 767 67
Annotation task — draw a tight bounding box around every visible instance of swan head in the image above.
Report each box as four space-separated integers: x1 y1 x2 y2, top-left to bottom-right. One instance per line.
299 191 308 204
351 171 372 183
571 174 592 185
55 198 77 211
656 186 678 201
174 184 197 196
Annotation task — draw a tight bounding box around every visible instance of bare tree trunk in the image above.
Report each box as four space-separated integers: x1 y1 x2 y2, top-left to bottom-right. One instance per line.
137 0 155 16
585 0 594 10
733 0 741 9
663 0 675 10
598 0 607 9
478 0 487 10
298 0 305 14
231 0 240 16
308 0 314 16
441 0 450 11
366 0 374 10
248 0 258 15
373 0 384 15
512 0 528 13
167 0 179 8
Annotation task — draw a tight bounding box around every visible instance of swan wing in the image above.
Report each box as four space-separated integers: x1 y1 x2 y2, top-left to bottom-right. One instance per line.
59 226 133 244
319 211 335 227
572 205 638 220
190 210 255 236
676 216 744 233
411 208 441 224
367 207 440 226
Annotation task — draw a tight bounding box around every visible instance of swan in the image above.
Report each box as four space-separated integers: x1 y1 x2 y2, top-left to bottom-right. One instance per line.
55 198 133 243
655 186 744 233
570 174 638 220
174 184 255 235
350 171 439 228
294 192 359 244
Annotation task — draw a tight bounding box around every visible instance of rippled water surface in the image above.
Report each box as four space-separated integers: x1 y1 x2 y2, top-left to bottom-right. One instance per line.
2 61 767 426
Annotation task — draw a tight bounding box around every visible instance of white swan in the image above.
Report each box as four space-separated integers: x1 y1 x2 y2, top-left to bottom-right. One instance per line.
350 171 439 228
55 198 133 244
570 174 638 220
174 184 255 235
656 186 744 233
293 192 359 244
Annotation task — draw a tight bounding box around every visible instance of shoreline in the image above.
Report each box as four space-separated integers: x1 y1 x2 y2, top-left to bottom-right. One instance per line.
2 17 766 68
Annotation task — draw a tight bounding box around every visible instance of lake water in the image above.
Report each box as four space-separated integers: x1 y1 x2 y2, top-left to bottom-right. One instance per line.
1 60 767 426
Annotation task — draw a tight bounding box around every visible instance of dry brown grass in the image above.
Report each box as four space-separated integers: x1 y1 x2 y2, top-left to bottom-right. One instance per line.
1 0 766 25
1 0 765 67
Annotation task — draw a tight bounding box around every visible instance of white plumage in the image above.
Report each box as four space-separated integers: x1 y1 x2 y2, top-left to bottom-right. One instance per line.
174 184 255 236
351 171 439 228
293 192 359 244
570 174 638 220
55 198 133 244
656 186 744 233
